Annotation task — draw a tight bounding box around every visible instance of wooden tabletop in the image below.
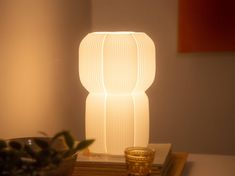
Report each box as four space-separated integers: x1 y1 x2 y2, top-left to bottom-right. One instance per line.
182 154 235 176
166 153 188 176
72 152 188 176
72 152 235 176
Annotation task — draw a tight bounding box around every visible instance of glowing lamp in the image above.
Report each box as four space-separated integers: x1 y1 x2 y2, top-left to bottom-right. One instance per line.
79 32 155 155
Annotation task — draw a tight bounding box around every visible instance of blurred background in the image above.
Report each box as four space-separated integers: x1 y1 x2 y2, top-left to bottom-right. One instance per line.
0 0 234 155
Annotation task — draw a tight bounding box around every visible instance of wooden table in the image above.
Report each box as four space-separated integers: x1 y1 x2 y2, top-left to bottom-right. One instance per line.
72 153 235 176
182 154 235 176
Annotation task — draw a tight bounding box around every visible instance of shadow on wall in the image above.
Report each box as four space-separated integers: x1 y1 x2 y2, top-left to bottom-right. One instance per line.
0 0 91 139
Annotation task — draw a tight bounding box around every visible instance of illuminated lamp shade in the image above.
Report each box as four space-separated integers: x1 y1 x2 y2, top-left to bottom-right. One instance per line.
79 32 156 155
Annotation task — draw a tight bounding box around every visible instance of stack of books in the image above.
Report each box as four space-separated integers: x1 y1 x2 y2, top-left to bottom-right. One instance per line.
73 144 172 176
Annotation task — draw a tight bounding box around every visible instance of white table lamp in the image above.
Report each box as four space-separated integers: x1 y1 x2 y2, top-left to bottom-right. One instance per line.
79 32 156 155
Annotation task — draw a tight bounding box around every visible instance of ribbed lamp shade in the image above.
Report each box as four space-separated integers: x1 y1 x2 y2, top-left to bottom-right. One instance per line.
79 32 156 155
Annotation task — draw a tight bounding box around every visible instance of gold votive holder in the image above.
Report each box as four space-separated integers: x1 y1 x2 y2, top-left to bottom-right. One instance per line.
125 147 155 176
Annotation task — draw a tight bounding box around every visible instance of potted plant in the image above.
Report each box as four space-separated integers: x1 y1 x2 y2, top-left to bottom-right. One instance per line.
0 131 94 176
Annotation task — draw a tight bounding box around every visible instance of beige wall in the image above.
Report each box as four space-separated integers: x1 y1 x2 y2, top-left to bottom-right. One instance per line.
91 0 235 155
0 0 91 139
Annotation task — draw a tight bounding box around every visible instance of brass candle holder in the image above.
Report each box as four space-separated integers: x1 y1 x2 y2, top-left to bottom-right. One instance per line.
125 147 156 176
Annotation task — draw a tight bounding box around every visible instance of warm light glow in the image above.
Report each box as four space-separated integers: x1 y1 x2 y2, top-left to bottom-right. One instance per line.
79 32 155 155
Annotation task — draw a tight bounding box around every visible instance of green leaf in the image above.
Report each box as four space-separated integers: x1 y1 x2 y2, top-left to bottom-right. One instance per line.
24 145 37 158
38 131 48 137
0 140 7 149
51 131 74 149
9 141 22 150
0 131 93 175
63 132 74 149
62 149 77 158
51 131 66 142
75 139 94 152
34 139 49 149
51 154 62 165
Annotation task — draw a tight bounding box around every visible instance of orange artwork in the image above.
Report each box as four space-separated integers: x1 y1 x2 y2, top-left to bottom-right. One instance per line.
178 0 235 52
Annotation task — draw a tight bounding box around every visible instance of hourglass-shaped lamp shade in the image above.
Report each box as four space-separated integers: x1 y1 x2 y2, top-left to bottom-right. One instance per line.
79 32 156 155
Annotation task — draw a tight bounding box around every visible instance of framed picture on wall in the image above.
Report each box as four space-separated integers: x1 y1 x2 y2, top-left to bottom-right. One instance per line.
178 0 235 52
